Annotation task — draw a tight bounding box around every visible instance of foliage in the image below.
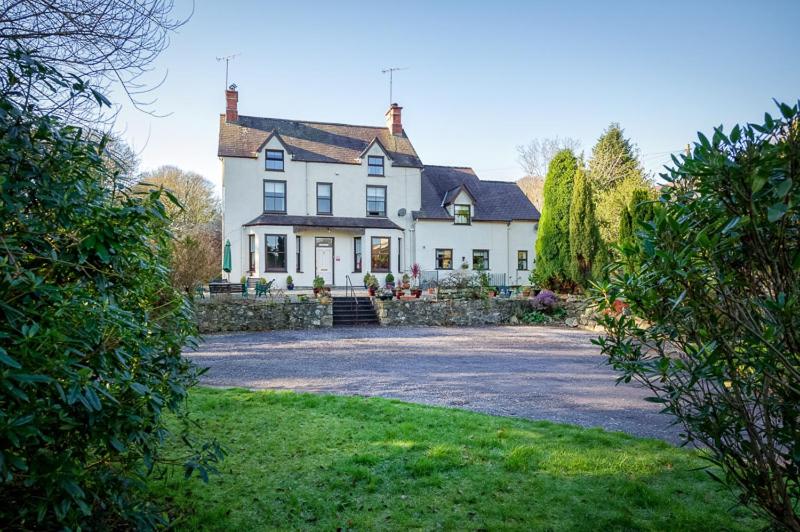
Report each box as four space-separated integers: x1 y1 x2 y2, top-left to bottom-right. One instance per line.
592 102 800 529
535 149 578 290
0 51 222 528
313 276 325 289
410 262 421 284
619 188 655 248
385 273 395 285
286 275 293 285
363 273 378 289
528 289 560 313
520 310 550 324
154 388 760 530
569 167 605 286
402 273 410 284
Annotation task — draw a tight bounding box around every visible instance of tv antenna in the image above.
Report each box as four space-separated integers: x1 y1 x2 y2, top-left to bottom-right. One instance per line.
381 67 408 106
216 53 240 89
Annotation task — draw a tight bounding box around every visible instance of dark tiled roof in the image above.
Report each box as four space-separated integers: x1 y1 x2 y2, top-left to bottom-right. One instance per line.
218 115 423 168
244 214 402 230
414 165 540 222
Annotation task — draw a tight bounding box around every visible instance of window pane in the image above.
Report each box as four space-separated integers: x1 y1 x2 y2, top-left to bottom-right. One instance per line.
317 183 332 214
371 237 390 272
354 237 362 272
266 150 284 170
472 250 489 270
436 249 452 270
517 250 528 270
366 186 386 215
264 181 286 212
368 156 384 175
266 235 286 271
454 205 470 224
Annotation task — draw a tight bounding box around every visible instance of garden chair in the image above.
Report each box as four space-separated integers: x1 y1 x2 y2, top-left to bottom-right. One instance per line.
255 279 274 298
194 285 205 299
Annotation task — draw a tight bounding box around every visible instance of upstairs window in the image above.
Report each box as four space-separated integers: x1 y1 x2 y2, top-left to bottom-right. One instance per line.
317 182 332 215
517 250 528 270
263 180 286 213
366 185 386 217
368 155 385 176
266 149 284 171
472 249 489 270
454 204 471 225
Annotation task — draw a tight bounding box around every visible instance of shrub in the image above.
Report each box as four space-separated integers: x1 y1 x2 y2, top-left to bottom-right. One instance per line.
529 289 560 313
286 275 293 285
385 273 395 285
520 311 549 324
313 275 325 289
569 167 605 287
592 102 800 529
0 52 222 528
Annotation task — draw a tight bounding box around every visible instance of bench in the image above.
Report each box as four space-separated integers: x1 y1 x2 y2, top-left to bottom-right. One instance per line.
208 282 244 295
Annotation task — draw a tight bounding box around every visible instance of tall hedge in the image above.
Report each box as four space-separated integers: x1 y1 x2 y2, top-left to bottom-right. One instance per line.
619 188 655 248
535 149 578 289
569 168 604 286
0 52 222 528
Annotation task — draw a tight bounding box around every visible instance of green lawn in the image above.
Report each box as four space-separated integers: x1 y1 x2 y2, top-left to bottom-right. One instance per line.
154 387 759 530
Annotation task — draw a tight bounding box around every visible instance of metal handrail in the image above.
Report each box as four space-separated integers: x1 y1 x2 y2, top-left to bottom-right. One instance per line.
345 275 358 323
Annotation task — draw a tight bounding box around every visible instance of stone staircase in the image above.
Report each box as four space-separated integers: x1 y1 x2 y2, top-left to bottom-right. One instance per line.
332 296 379 326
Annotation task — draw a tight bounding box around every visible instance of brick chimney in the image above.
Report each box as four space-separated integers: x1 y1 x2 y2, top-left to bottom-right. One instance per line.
385 103 403 135
225 84 238 122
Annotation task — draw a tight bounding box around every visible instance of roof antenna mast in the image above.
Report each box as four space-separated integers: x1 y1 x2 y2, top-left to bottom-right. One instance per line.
216 53 240 89
381 67 408 106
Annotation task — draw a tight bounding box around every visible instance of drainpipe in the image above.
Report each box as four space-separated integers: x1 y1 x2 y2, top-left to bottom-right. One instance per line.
304 162 309 215
506 221 511 284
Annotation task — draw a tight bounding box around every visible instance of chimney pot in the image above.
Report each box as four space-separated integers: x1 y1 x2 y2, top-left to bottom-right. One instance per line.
225 85 238 122
385 103 403 136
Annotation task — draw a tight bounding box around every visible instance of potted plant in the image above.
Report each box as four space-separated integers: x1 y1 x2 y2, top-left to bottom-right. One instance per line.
410 263 422 297
365 273 378 296
312 275 324 295
523 271 536 297
402 273 411 289
286 275 294 290
488 286 498 297
378 288 394 301
384 272 395 289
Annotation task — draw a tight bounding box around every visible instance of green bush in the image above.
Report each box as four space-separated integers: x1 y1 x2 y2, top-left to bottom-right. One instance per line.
535 150 578 290
592 103 800 528
0 52 222 528
385 273 395 285
568 167 605 287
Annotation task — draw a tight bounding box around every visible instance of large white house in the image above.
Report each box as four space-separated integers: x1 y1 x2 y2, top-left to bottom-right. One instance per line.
218 86 540 288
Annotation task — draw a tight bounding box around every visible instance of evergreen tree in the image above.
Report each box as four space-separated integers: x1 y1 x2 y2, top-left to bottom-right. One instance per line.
619 188 655 247
588 123 648 243
569 167 604 287
534 149 578 289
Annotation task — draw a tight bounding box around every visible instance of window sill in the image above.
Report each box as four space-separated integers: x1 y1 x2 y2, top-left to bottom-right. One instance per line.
263 210 287 215
265 269 288 273
265 168 285 172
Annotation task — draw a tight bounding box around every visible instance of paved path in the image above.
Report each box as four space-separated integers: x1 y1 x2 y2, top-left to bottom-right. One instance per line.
186 326 679 443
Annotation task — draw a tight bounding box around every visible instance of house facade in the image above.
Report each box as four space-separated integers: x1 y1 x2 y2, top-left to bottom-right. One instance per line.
218 86 539 288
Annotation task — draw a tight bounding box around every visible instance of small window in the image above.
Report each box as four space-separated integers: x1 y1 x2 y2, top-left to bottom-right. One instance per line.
472 249 489 270
296 236 301 273
368 155 384 176
266 149 284 171
454 204 471 225
263 180 286 213
517 250 528 270
265 234 287 272
435 249 453 270
371 236 390 272
353 237 362 273
317 182 332 215
248 234 256 273
366 185 386 217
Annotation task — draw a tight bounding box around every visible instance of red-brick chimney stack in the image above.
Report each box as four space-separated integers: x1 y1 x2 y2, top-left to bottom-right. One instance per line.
385 103 403 135
225 84 238 122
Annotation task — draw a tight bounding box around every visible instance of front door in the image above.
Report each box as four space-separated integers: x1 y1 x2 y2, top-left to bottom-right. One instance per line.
315 238 334 285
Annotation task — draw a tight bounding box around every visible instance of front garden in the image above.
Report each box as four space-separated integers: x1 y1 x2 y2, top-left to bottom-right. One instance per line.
153 388 762 530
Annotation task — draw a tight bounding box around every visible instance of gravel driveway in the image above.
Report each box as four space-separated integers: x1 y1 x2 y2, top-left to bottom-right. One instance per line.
186 326 679 442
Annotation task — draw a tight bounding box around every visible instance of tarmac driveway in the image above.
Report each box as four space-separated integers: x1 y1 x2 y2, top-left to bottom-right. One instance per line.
186 326 678 443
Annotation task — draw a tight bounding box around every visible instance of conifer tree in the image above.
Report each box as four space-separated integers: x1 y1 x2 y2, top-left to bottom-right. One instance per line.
534 149 578 289
569 167 604 287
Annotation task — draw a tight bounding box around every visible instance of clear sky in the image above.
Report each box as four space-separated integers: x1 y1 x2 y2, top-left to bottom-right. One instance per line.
115 0 800 191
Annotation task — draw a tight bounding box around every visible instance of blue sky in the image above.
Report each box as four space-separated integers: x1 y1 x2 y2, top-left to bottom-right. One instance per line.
115 0 800 190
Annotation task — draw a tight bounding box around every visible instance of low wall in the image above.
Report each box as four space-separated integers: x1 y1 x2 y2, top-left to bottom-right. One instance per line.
194 298 332 333
374 298 531 327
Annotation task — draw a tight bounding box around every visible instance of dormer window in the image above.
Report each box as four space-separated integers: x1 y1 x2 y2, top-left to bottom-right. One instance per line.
266 149 284 171
368 155 384 176
454 204 471 225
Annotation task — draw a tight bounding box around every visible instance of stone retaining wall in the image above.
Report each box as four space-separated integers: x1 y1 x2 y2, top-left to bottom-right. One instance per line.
194 298 332 333
374 298 531 327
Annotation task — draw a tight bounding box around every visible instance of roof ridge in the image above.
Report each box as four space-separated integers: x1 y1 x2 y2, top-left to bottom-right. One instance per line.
481 179 518 184
237 114 386 130
424 164 475 170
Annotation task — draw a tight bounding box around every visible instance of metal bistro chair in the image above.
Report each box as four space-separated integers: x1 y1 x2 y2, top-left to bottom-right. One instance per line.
255 279 274 298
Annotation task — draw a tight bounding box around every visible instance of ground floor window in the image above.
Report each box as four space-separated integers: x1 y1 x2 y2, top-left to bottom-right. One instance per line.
353 237 362 272
265 234 287 272
248 234 256 273
371 236 390 272
472 249 489 270
435 248 453 270
517 250 528 270
296 236 301 272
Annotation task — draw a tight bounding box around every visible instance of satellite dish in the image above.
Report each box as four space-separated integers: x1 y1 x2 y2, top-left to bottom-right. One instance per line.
397 208 407 217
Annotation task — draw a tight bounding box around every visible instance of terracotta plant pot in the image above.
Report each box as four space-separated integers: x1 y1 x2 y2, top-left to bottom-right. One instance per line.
412 289 422 298
522 288 531 297
368 287 376 296
313 287 320 295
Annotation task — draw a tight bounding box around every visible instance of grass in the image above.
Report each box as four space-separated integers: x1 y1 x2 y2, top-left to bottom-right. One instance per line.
153 387 759 530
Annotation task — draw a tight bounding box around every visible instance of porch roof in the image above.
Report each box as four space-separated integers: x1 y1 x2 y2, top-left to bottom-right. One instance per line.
243 214 403 231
